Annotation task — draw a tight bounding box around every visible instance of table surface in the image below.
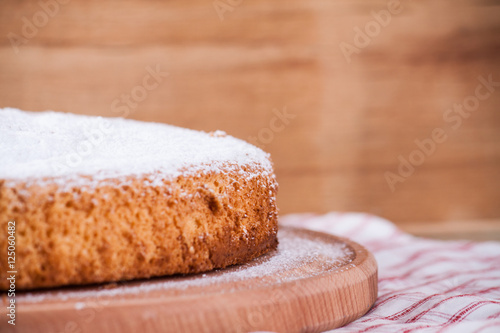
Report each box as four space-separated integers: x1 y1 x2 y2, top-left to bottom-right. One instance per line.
401 219 500 242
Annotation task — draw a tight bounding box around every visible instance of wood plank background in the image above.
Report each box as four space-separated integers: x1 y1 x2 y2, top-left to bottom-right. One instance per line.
1 0 499 231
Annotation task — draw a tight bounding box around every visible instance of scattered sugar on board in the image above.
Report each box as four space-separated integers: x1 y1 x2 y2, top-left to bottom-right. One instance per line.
21 229 353 304
0 108 273 189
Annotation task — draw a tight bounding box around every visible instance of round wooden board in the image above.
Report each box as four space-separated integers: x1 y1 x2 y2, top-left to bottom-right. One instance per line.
2 226 378 333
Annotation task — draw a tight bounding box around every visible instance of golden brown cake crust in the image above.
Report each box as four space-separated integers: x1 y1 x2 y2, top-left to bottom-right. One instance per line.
0 163 278 290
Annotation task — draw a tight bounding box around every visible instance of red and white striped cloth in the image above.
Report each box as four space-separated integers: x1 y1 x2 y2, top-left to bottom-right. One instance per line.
280 213 500 333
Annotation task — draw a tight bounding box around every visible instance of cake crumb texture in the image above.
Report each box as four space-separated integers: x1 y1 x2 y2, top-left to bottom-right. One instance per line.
0 165 278 290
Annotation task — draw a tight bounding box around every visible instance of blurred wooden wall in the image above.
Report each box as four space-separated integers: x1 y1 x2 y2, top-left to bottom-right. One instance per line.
1 0 499 230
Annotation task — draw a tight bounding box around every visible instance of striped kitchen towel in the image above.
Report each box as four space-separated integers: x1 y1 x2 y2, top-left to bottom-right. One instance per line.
280 213 500 333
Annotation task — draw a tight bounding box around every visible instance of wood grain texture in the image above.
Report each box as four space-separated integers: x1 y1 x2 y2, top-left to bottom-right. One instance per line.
401 218 500 241
0 0 499 226
0 227 378 333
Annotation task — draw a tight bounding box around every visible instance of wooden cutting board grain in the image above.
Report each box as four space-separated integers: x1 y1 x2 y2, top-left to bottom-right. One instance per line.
1 226 378 333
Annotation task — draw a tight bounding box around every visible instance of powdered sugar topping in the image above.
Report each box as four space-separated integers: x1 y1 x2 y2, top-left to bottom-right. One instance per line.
0 108 273 187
